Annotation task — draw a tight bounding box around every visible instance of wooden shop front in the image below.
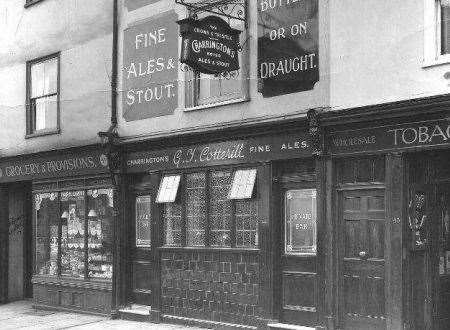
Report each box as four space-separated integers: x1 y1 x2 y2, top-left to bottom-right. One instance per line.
328 116 450 330
121 127 326 329
0 147 114 315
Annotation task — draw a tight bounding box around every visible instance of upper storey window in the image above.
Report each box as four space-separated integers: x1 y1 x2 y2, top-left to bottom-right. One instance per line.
27 54 59 136
441 0 450 54
423 0 450 66
184 12 248 109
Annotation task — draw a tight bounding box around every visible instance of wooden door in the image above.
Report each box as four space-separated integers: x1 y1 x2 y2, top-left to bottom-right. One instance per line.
435 184 450 329
280 187 319 326
129 193 154 306
340 189 386 330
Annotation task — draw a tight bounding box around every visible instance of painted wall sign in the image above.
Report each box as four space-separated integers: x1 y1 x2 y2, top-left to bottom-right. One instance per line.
122 11 178 121
329 118 450 155
0 149 109 183
127 132 311 172
257 0 319 97
177 16 241 74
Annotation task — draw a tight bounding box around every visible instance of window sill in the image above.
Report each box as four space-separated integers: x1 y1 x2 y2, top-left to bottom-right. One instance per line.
24 0 45 8
184 97 249 112
25 129 60 139
31 275 112 290
158 246 260 253
422 54 450 68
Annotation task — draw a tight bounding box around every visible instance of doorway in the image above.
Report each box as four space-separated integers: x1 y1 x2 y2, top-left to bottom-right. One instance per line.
8 183 33 301
128 192 155 306
408 152 450 330
338 188 386 330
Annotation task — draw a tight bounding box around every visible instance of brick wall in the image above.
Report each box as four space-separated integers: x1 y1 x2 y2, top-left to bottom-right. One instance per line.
161 251 260 326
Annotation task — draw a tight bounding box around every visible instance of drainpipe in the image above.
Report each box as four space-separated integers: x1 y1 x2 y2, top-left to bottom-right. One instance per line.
108 0 120 318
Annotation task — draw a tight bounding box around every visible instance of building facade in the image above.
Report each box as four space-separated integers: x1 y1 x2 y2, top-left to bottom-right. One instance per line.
0 0 115 314
0 1 450 330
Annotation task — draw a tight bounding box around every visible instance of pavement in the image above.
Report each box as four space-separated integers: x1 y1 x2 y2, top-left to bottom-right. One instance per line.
0 300 205 330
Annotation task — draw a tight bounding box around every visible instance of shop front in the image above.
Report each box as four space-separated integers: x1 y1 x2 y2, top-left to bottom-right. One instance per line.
120 126 327 329
328 116 450 330
0 147 114 315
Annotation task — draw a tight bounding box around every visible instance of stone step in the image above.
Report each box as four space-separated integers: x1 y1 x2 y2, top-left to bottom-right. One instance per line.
267 323 316 330
118 305 160 323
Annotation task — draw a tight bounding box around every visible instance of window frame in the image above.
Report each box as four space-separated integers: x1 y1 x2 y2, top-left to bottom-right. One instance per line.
161 165 259 250
183 9 250 111
26 52 61 138
423 0 450 67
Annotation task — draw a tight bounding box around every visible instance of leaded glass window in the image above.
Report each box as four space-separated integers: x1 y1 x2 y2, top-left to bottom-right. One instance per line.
162 168 259 249
186 172 207 246
210 171 232 247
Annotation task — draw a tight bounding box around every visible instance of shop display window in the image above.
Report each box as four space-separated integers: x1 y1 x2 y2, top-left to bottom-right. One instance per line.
60 191 85 278
87 189 113 279
34 187 114 280
162 168 259 249
285 189 317 255
35 192 59 276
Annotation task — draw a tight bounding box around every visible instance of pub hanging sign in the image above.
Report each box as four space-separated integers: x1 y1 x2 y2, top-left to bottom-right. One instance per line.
177 15 241 74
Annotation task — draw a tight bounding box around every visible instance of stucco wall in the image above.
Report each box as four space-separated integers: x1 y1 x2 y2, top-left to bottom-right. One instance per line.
0 0 113 157
329 0 450 110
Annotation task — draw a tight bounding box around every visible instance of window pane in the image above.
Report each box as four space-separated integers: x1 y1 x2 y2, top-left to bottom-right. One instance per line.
442 4 450 54
209 171 232 247
31 57 57 98
44 58 58 94
31 62 45 98
60 191 85 278
164 202 182 246
33 95 57 132
35 192 59 276
235 199 258 248
186 172 206 246
135 195 151 247
87 189 113 280
285 189 317 254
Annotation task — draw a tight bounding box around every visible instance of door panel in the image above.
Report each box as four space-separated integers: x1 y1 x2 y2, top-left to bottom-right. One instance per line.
436 184 450 329
280 188 318 326
129 193 154 306
340 189 386 330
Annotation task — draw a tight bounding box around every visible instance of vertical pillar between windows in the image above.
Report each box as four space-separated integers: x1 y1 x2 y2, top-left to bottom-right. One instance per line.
181 174 187 247
321 155 336 330
84 191 89 280
257 163 276 324
385 153 404 330
0 185 9 304
205 171 211 247
57 192 62 277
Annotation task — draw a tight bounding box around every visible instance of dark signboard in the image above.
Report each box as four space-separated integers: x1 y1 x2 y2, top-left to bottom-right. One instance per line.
0 149 109 183
178 16 241 74
329 118 450 155
257 0 319 97
122 11 178 121
127 132 311 172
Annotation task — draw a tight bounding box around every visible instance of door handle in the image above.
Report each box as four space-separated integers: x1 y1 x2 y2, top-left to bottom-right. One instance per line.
359 251 368 260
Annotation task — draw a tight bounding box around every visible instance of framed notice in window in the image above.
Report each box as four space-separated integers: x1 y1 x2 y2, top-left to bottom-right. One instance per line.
285 189 317 255
156 175 181 203
228 169 257 200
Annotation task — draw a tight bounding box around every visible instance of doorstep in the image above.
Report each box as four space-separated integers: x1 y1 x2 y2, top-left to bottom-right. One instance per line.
118 304 160 323
267 323 316 330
